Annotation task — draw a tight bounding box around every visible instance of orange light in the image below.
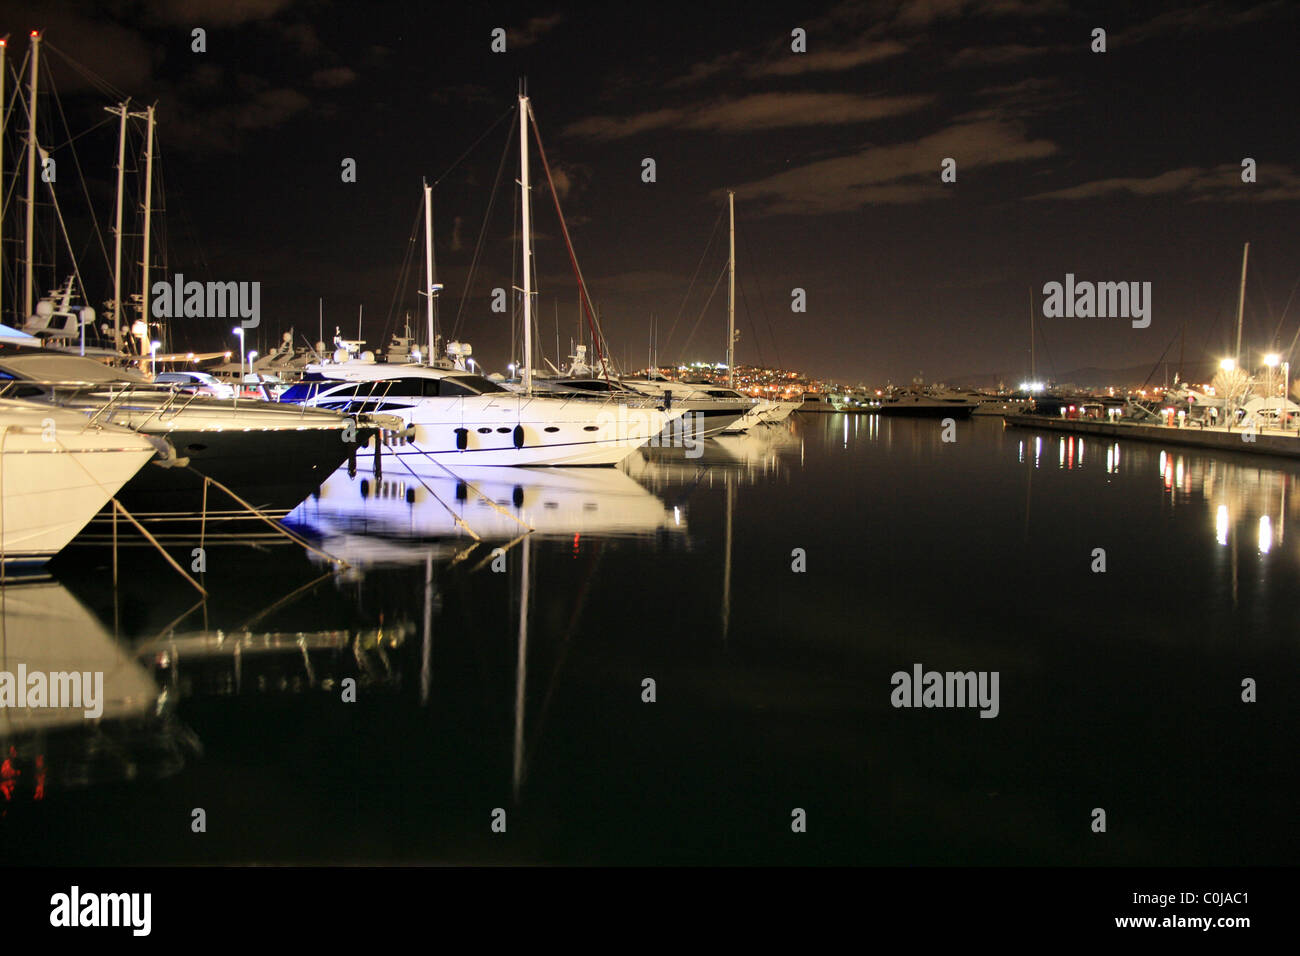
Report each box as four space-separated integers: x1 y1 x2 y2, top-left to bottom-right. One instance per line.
30 30 39 37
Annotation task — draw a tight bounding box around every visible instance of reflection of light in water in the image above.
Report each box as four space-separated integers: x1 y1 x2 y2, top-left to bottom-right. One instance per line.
1259 515 1273 554
1067 436 1074 470
843 417 848 448
1216 505 1229 546
1079 438 1085 466
1113 443 1120 470
1058 438 1064 468
1018 440 1024 464
673 506 681 526
1159 450 1167 476
1176 459 1184 488
1034 437 1042 468
1106 446 1114 474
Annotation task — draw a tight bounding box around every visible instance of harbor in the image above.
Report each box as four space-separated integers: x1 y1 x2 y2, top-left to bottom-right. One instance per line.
0 0 1297 929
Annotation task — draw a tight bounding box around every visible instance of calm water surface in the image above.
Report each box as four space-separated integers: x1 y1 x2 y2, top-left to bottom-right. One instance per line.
4 415 1298 865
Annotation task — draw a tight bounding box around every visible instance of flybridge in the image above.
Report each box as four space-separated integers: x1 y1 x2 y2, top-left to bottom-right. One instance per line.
1042 273 1152 328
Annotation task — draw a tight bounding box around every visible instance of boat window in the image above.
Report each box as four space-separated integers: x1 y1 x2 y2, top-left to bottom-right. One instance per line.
442 375 507 396
376 377 428 397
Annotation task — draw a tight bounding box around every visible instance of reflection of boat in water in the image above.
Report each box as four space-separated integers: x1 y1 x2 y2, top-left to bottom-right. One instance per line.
627 422 800 484
0 580 194 797
134 621 415 700
283 465 684 566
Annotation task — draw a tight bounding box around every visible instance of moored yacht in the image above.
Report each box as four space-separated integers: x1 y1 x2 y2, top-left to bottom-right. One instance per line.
279 360 681 467
876 389 978 418
0 399 158 566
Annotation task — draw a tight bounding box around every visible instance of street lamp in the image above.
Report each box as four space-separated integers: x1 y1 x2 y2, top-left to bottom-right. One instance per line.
232 327 246 394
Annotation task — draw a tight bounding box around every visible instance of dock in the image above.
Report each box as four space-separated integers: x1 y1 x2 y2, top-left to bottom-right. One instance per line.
1003 413 1300 460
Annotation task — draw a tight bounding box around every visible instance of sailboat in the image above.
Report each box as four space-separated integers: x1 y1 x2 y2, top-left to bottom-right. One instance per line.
281 94 682 467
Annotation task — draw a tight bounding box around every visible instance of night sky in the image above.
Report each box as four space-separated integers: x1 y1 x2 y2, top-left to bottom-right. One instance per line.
4 0 1299 384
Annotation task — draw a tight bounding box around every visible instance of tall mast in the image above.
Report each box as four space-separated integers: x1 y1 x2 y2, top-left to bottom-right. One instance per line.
519 93 533 394
727 190 736 390
109 101 129 352
423 179 435 365
1234 241 1249 369
1029 286 1036 383
23 31 40 321
140 104 156 349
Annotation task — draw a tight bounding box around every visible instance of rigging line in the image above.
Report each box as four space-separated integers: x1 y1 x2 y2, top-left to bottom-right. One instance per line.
44 165 94 319
526 102 610 381
44 42 130 102
431 106 514 188
41 113 115 152
380 194 425 347
1280 275 1300 366
1267 270 1300 352
47 64 112 276
1032 307 1058 384
676 259 728 363
453 115 513 341
1137 325 1184 391
663 206 723 357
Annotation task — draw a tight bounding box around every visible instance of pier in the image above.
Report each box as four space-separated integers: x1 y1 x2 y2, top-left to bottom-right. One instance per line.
1003 413 1300 460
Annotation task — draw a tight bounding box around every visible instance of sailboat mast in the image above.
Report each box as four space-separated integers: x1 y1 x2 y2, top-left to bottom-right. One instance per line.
110 101 129 352
1234 241 1249 369
423 179 435 365
23 31 40 321
140 104 156 351
727 190 736 390
1029 286 1036 383
519 93 533 394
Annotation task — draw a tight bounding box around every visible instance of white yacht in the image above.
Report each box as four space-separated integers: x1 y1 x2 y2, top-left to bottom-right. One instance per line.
876 389 978 418
281 361 680 467
620 377 756 437
0 399 158 566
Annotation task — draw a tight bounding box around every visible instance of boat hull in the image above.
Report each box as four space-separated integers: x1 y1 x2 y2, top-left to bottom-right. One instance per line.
309 395 681 468
0 403 156 564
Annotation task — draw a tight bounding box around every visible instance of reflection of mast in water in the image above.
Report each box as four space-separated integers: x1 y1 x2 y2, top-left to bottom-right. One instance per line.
512 536 531 801
722 470 734 641
420 553 434 705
